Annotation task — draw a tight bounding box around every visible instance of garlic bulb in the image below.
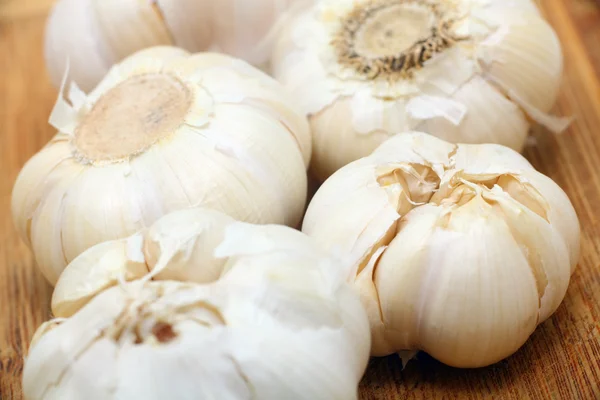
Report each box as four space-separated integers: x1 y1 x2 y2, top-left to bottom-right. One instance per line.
272 0 569 180
52 206 329 317
44 0 309 92
303 132 580 368
12 47 311 285
24 210 371 400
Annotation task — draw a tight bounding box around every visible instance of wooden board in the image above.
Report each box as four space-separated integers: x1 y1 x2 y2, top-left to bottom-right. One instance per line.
1 1 599 398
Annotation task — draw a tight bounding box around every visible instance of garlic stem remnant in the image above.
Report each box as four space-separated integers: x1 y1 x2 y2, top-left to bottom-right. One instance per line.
272 0 569 181
334 0 465 80
12 47 311 285
44 0 309 92
73 73 192 162
25 209 371 400
303 132 580 368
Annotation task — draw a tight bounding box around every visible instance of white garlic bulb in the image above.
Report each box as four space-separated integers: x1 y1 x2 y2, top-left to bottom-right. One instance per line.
12 46 311 285
272 0 569 180
52 207 328 317
303 132 580 368
44 0 309 92
24 209 371 400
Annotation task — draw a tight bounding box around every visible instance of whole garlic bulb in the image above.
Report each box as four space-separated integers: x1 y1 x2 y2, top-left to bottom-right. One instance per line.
24 210 371 400
12 47 311 285
44 0 309 92
272 0 569 180
303 132 580 368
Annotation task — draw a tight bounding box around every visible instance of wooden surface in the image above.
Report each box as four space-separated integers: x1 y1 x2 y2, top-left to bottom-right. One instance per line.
1 0 599 399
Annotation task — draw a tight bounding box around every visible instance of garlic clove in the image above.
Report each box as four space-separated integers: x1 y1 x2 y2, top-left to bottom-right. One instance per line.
29 320 64 352
485 182 571 322
44 0 113 93
57 168 140 260
365 205 444 356
29 161 86 283
11 138 72 248
24 280 137 400
302 160 401 279
206 0 310 68
52 235 148 318
451 141 535 174
44 0 175 93
204 105 308 226
415 76 530 151
116 46 190 77
143 208 233 283
142 125 291 224
272 41 340 117
215 221 321 260
478 9 562 114
516 171 581 273
169 53 312 167
375 197 541 368
354 246 392 356
155 0 213 52
309 95 405 182
91 0 173 67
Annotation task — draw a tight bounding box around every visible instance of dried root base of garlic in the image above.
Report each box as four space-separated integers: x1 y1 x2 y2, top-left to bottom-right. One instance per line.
24 208 370 400
12 46 311 285
272 0 570 181
303 132 580 368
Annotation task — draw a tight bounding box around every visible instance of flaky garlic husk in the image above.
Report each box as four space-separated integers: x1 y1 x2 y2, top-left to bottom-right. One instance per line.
303 132 580 368
51 207 328 317
272 0 569 181
44 0 310 92
24 209 370 400
12 47 311 285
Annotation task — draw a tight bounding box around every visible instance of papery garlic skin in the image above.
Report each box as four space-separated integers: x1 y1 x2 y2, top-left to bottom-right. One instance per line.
25 214 370 400
272 0 568 180
12 47 311 285
51 207 336 318
44 0 310 92
303 132 580 368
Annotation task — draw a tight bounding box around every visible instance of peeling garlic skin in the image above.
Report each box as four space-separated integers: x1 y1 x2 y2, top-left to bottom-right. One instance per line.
44 0 309 92
303 132 580 368
50 207 349 320
272 0 567 181
12 47 311 285
26 213 371 400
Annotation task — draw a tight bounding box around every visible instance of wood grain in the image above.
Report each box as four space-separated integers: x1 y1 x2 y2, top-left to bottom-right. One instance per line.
1 1 599 399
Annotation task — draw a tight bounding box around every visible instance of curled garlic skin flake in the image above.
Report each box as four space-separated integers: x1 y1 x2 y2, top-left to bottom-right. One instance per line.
303 132 580 368
25 208 370 400
44 0 311 91
12 47 311 285
272 0 568 180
